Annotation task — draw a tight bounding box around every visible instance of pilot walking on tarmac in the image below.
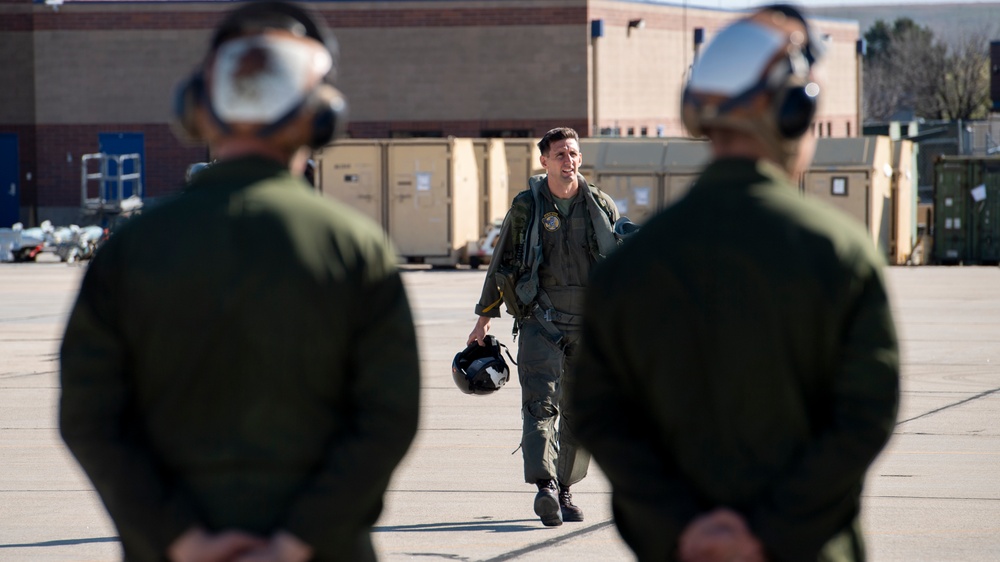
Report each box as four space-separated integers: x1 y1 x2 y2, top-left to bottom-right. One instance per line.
468 127 621 527
569 5 900 561
59 3 420 561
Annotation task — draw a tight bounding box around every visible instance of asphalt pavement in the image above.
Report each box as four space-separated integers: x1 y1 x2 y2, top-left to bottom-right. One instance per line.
0 261 997 561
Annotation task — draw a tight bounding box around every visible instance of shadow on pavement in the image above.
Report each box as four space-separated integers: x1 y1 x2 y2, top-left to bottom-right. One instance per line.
374 518 541 533
0 536 119 548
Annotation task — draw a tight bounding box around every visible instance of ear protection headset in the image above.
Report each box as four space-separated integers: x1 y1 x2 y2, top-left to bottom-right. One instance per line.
765 4 822 139
173 1 347 150
681 3 822 140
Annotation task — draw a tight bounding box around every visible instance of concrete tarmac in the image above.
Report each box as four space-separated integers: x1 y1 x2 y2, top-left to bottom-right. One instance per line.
0 261 997 561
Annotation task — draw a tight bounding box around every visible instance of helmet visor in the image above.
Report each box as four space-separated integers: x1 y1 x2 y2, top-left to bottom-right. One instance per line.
687 21 785 97
211 34 332 124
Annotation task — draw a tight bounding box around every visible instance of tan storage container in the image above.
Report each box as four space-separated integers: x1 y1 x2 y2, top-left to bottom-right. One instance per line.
503 138 542 205
314 139 386 228
472 139 511 230
804 136 894 257
578 137 606 185
591 139 670 224
387 138 481 267
890 139 916 264
662 140 711 207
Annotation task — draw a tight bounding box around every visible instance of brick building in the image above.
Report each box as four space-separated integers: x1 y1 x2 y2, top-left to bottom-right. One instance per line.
0 0 860 225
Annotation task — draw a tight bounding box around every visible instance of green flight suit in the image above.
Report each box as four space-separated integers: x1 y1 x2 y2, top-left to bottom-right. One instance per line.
570 158 900 561
475 174 619 486
60 157 420 562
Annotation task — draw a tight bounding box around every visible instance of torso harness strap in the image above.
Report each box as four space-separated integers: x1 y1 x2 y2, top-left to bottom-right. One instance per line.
513 175 616 347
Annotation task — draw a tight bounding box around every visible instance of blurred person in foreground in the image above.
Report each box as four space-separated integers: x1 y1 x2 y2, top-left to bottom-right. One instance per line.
59 2 420 561
569 4 899 561
467 127 621 526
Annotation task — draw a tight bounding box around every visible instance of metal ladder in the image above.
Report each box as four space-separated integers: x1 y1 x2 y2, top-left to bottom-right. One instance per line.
80 152 143 213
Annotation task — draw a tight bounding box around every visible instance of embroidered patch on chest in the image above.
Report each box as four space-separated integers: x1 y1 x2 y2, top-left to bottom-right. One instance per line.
542 212 561 232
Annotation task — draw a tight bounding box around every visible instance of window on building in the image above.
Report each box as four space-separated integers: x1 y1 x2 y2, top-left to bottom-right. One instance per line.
641 126 648 137
827 122 832 137
391 131 443 138
627 127 635 137
481 129 532 138
846 121 851 137
831 177 848 196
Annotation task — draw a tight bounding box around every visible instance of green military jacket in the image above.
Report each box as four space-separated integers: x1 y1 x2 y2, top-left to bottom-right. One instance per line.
60 157 420 561
475 173 619 320
570 158 900 561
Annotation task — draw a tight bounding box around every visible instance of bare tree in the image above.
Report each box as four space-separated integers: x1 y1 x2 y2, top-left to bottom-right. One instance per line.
863 57 904 122
862 18 948 122
895 27 948 119
937 27 993 121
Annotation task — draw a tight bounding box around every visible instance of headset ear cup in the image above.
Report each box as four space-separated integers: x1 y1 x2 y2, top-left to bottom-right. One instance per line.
680 87 704 138
173 73 206 142
775 85 816 139
308 84 348 149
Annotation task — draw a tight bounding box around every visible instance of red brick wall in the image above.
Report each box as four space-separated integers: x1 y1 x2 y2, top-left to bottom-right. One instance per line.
8 4 585 32
32 124 206 207
2 1 592 218
0 0 859 221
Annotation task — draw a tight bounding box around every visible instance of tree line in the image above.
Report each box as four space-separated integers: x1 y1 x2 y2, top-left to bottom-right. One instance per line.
863 17 994 123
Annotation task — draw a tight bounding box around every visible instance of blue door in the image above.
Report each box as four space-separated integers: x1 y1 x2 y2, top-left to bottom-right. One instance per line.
0 134 18 227
98 132 145 200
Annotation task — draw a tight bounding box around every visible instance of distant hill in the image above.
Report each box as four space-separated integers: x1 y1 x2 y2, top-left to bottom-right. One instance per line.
808 3 1000 45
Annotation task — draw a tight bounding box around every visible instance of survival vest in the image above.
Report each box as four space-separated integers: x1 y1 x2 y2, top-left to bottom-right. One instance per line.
495 174 619 341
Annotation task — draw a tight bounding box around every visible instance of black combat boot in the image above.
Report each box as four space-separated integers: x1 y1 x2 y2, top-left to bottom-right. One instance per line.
559 484 584 522
534 479 562 526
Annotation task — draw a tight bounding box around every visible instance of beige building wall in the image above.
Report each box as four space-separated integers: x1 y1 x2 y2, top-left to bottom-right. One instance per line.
590 21 686 133
811 20 862 137
588 2 860 138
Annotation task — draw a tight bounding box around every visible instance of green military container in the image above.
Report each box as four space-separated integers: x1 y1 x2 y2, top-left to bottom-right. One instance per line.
932 156 1000 265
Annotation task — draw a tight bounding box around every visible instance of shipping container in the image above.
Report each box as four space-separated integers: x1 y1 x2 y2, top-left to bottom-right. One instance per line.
933 156 1000 265
662 140 711 207
472 138 511 230
804 136 894 258
314 139 386 228
315 138 483 267
387 138 481 267
590 139 669 224
502 138 542 206
890 139 917 265
933 157 972 263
